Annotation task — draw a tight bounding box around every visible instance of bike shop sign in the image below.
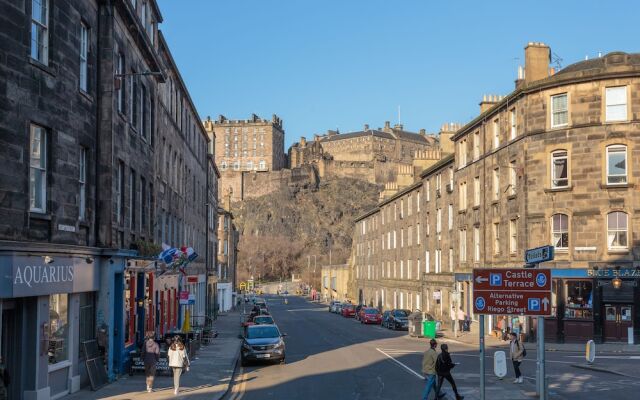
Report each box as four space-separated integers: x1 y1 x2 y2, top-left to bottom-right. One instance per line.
472 268 552 316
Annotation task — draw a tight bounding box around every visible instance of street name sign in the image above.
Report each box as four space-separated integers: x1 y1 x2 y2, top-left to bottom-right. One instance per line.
473 268 552 316
524 245 554 264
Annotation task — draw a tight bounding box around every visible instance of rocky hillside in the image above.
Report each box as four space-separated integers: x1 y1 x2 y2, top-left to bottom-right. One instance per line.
232 178 381 281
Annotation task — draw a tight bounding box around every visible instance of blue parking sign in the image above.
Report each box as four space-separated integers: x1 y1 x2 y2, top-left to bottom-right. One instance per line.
475 297 486 311
490 273 502 287
528 298 540 311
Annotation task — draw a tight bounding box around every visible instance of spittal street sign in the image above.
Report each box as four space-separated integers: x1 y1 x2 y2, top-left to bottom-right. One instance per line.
525 245 554 264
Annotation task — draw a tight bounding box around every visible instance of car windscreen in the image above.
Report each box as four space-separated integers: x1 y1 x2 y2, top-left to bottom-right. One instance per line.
393 310 409 317
254 317 274 324
364 308 378 314
246 326 280 339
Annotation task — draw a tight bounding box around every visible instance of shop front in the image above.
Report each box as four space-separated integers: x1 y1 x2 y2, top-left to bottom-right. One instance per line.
545 265 640 343
0 244 101 400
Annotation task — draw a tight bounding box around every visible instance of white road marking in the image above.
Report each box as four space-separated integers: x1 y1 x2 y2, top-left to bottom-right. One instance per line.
377 348 576 364
287 308 328 312
375 348 424 380
564 355 640 360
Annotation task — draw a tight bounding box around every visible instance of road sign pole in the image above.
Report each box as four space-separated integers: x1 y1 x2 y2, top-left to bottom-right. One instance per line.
538 315 546 399
480 314 485 400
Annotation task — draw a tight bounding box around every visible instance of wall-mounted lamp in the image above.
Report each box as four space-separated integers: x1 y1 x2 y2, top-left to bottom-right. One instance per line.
85 257 94 264
43 256 54 264
612 277 623 289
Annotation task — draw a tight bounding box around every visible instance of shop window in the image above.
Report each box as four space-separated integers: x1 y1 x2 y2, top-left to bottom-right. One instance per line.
49 294 69 364
79 292 96 358
564 281 593 319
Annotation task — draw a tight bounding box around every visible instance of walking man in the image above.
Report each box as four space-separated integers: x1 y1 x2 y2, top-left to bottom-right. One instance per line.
450 306 456 335
421 339 440 400
457 307 466 332
435 344 464 400
509 332 525 383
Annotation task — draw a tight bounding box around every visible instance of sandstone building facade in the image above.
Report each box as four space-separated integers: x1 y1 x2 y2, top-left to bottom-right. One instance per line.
351 43 640 344
0 1 220 397
204 114 286 202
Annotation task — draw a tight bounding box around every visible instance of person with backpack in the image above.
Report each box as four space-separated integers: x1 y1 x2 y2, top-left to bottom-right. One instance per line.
435 344 464 400
509 332 525 383
142 332 160 393
421 339 440 400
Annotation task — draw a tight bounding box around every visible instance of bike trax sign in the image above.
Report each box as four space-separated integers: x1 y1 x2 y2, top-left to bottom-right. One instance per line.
473 268 552 316
524 245 554 264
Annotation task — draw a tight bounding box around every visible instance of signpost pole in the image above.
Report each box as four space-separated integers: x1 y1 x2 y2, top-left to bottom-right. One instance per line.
538 315 546 399
479 314 485 400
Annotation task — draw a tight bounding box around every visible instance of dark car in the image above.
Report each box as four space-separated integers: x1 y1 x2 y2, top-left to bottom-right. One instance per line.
239 324 286 366
360 307 382 324
386 309 411 330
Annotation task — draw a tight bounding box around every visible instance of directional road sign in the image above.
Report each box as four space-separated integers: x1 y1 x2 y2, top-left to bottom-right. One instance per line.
473 268 552 316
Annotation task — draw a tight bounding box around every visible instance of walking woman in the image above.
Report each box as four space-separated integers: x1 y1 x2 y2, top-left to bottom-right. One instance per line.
435 344 464 400
168 336 190 395
509 332 525 383
142 332 160 393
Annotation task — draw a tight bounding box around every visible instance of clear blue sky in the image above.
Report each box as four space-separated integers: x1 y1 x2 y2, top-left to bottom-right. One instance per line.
157 0 640 149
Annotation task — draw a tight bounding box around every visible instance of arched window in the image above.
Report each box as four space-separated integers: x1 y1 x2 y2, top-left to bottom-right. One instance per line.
605 145 627 185
246 161 253 170
607 212 628 250
259 160 266 170
233 161 240 171
551 213 569 250
220 161 227 171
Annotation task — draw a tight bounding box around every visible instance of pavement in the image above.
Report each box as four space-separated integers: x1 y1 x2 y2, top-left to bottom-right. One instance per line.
224 296 640 400
64 310 242 400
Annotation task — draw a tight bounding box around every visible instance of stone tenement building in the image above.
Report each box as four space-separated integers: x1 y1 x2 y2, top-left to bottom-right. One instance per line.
289 121 455 188
0 1 221 397
204 114 286 202
351 42 640 345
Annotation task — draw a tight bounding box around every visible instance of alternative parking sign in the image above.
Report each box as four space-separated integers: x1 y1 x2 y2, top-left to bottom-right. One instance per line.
472 268 552 316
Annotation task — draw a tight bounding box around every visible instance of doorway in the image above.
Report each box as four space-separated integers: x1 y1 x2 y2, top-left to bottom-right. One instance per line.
603 304 633 341
1 301 22 400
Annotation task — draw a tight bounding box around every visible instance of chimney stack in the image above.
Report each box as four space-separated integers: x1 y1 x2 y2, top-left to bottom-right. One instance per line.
419 128 426 135
364 124 369 131
524 42 551 84
383 121 391 132
479 94 503 114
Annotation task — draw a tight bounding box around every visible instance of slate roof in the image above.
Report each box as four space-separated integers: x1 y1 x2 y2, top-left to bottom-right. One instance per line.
320 129 432 144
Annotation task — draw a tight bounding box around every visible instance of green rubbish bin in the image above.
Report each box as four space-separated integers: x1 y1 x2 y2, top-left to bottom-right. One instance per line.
423 320 437 339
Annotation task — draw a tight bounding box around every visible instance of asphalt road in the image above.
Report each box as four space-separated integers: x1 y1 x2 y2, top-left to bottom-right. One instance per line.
225 296 640 400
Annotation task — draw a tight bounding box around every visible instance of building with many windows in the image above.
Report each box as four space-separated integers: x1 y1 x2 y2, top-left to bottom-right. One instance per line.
204 114 286 202
0 0 218 397
351 43 640 344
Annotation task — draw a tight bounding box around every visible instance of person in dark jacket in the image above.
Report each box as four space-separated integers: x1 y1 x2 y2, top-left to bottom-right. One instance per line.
142 332 160 393
435 344 464 400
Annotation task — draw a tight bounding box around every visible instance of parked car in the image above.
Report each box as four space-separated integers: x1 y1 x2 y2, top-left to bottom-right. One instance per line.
252 315 275 325
354 304 365 321
341 304 356 317
360 307 382 324
239 324 286 366
385 309 411 330
255 299 268 309
329 300 341 313
335 303 344 314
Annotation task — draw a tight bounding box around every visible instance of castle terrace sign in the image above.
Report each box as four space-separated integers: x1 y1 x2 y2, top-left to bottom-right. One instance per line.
473 268 552 316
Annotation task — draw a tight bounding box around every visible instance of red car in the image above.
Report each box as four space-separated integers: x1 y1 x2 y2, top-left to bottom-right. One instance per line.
341 304 356 317
360 307 382 324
